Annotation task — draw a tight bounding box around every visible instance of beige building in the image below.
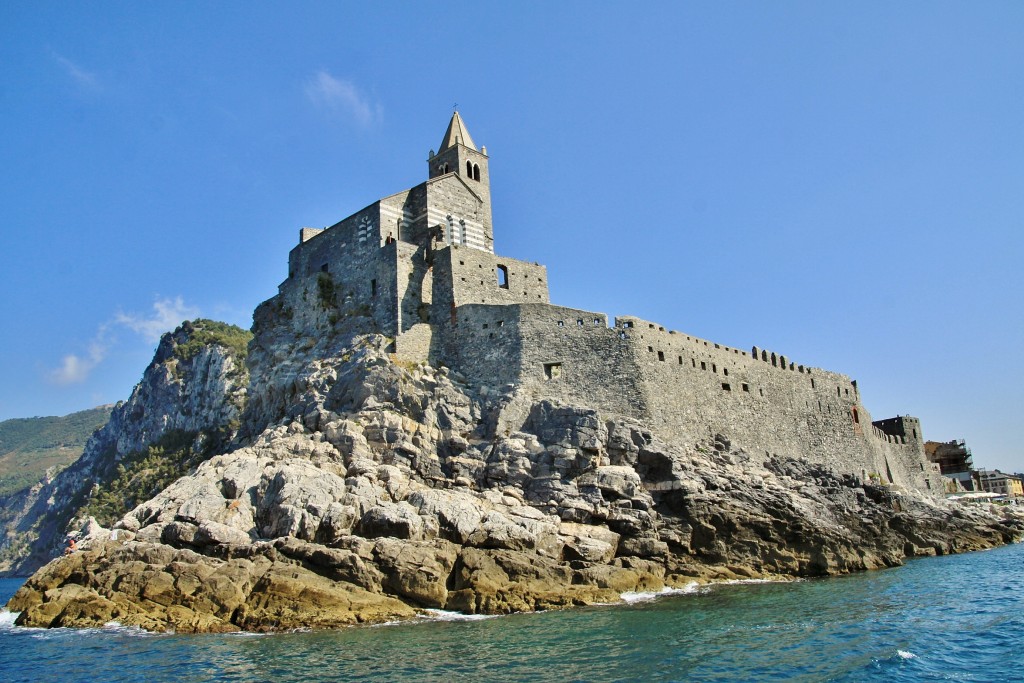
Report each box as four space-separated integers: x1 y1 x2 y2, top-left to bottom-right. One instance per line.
978 470 1024 498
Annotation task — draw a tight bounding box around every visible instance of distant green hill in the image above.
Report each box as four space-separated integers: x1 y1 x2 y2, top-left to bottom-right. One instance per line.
0 407 112 496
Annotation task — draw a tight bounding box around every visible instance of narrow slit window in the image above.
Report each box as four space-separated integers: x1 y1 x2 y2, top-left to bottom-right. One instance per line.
497 265 509 289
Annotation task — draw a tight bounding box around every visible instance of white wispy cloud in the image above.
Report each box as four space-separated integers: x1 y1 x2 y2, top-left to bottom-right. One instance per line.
49 340 108 386
115 296 200 344
50 50 100 91
305 70 381 126
47 296 199 385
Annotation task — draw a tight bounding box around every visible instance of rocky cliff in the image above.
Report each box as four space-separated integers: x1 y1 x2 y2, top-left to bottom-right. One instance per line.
6 300 1022 632
0 320 249 576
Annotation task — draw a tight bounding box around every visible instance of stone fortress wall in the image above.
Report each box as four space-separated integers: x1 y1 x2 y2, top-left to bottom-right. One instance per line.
277 113 943 495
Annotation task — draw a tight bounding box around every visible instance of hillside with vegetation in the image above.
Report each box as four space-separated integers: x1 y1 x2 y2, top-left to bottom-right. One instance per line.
0 319 252 576
0 407 112 497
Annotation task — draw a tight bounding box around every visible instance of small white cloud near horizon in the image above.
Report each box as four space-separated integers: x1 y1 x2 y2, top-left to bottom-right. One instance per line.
48 339 108 386
115 296 200 344
305 70 381 126
47 296 199 385
49 49 100 91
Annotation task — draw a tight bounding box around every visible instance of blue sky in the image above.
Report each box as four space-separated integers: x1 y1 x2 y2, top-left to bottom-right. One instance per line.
2 3 1021 472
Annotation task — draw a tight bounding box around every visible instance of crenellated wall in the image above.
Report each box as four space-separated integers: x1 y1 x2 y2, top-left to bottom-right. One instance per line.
424 303 942 494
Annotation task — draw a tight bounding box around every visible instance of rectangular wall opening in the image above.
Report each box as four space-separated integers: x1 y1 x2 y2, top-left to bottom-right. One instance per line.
543 362 562 380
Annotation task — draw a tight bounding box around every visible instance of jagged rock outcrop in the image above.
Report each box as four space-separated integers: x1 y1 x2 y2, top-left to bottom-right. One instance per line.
7 309 1022 631
0 320 250 576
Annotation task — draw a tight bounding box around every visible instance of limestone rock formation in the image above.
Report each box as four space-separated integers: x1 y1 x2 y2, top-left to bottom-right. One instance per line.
7 311 1021 632
0 320 249 576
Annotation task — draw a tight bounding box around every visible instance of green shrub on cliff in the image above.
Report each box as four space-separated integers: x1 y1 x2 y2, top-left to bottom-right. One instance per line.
317 272 338 309
173 320 252 363
79 429 217 526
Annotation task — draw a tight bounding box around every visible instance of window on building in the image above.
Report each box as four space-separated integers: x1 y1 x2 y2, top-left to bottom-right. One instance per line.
371 279 377 297
658 351 665 361
722 383 731 391
320 263 329 273
544 362 562 380
497 264 509 289
473 163 480 181
742 383 750 392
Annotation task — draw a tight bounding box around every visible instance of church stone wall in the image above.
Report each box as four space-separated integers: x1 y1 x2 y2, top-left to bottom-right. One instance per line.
432 246 549 310
287 204 385 279
426 176 493 252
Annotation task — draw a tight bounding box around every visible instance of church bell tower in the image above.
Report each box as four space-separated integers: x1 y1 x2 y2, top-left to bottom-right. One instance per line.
427 112 493 245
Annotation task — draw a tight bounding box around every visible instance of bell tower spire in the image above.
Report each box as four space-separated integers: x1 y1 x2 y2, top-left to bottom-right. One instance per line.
427 111 493 247
428 111 488 183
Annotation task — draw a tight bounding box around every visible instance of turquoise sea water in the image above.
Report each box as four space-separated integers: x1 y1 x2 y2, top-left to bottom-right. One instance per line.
2 541 1022 682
